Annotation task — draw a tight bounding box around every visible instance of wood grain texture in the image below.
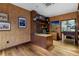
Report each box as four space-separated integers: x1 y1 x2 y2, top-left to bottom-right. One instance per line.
48 40 79 56
0 3 31 50
34 34 53 49
0 43 52 56
49 12 77 21
30 10 38 42
51 32 57 40
0 41 79 56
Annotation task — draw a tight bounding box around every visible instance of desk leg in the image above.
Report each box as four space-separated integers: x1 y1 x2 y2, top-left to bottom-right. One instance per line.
62 33 66 43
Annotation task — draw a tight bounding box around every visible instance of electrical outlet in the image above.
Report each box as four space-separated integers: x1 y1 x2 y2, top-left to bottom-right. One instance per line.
6 41 9 44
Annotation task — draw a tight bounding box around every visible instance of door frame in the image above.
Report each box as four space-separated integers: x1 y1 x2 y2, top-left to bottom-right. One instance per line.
60 18 78 46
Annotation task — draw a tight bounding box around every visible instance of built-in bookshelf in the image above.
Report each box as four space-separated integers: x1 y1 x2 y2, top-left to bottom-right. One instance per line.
33 15 49 34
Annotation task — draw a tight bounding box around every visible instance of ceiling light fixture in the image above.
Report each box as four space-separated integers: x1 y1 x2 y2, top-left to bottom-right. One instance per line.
44 3 55 7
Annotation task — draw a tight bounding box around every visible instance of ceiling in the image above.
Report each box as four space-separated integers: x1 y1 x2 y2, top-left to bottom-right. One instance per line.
13 3 78 17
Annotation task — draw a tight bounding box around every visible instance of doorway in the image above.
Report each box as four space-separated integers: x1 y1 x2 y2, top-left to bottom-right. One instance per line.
61 19 78 46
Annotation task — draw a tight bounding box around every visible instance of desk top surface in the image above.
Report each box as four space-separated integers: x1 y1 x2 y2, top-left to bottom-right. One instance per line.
35 33 52 37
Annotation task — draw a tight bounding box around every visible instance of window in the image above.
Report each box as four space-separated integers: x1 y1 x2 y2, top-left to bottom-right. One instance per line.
61 19 76 32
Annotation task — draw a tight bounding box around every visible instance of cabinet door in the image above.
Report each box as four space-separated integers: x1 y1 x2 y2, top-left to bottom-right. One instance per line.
47 36 53 48
52 32 57 40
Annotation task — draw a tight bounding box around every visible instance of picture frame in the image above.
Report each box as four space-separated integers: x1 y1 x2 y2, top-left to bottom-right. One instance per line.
50 21 60 32
18 17 27 28
0 22 10 30
0 13 8 21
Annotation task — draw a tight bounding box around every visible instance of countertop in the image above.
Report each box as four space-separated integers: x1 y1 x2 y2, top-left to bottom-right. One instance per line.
35 33 52 37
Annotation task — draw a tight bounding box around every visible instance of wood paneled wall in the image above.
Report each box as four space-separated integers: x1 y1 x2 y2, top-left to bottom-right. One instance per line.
49 12 77 39
49 12 77 21
0 3 31 50
31 10 38 42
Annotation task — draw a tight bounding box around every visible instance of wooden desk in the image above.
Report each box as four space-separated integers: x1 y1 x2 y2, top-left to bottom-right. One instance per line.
51 32 57 40
33 34 53 49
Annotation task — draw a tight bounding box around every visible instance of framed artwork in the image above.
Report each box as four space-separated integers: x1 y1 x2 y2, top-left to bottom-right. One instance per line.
0 13 8 21
50 21 60 32
18 17 27 28
0 22 10 30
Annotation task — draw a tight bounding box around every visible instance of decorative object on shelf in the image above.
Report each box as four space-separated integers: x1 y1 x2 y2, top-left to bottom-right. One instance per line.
33 15 45 21
18 17 27 29
0 13 8 21
33 16 37 21
0 22 10 30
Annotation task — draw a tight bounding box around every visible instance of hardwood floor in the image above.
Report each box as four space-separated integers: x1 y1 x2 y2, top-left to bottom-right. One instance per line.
0 40 79 56
48 40 79 56
0 43 52 56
